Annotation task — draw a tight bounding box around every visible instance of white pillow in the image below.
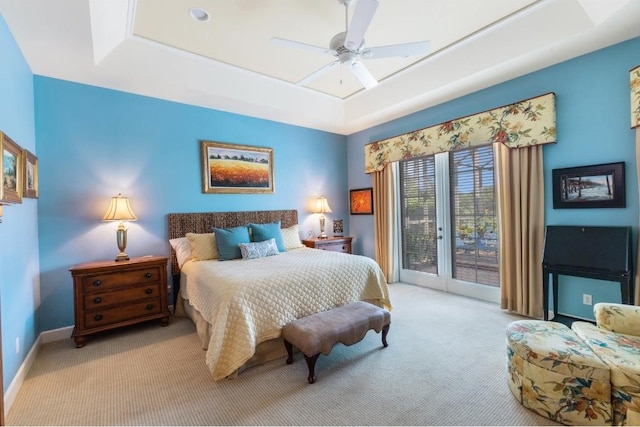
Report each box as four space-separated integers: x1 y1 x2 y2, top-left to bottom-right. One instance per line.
169 237 192 269
281 224 304 250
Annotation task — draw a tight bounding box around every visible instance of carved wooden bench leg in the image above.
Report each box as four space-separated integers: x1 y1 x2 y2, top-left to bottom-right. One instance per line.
284 340 294 364
304 354 320 384
381 323 390 347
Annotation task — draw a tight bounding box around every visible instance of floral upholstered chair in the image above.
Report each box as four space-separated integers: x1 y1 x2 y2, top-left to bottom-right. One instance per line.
572 303 640 426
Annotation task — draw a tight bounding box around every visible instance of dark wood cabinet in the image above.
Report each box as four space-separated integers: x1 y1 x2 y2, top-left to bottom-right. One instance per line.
302 236 352 254
70 255 170 347
542 225 633 325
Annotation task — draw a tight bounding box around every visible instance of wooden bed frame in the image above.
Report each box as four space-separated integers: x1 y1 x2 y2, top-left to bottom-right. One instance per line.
167 209 298 297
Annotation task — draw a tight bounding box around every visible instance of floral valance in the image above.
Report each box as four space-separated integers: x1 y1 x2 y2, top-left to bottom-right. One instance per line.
364 92 557 173
631 65 640 129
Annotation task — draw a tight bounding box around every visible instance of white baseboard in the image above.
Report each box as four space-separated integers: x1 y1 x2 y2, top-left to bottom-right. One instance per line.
4 325 74 418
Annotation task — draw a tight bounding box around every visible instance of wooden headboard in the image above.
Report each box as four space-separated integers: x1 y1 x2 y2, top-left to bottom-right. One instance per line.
167 209 298 277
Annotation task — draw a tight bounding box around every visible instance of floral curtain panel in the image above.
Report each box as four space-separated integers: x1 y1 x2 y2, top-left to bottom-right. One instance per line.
364 92 557 173
631 65 640 129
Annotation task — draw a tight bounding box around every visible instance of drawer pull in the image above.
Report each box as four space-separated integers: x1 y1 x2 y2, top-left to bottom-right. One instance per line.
145 304 154 310
92 280 102 287
144 273 152 279
94 314 103 321
94 297 102 304
145 288 153 295
342 245 346 250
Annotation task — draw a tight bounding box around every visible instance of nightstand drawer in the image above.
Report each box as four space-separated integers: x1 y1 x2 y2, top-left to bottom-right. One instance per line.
83 284 161 310
303 237 353 254
84 297 162 329
318 242 351 253
81 266 161 293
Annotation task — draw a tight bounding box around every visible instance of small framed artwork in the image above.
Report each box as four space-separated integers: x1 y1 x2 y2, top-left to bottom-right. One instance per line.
333 219 343 236
350 187 374 215
23 149 38 199
552 162 625 208
0 132 24 204
201 141 274 194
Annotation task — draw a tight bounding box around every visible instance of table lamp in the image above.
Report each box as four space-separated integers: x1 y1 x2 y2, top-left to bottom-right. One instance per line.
102 193 137 261
313 196 332 239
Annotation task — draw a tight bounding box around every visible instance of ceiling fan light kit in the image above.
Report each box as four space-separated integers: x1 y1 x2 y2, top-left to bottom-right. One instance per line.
271 0 430 91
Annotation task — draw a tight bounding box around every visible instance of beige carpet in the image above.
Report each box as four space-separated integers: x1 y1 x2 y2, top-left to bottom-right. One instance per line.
7 283 557 426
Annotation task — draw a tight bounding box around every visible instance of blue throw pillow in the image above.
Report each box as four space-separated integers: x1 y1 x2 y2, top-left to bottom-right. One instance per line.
212 226 251 261
249 221 286 252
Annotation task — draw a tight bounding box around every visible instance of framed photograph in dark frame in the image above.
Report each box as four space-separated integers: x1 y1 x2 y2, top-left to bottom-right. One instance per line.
349 187 374 215
552 162 625 209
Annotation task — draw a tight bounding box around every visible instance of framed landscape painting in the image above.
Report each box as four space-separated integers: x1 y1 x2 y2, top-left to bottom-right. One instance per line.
0 132 23 204
201 141 274 194
552 162 625 208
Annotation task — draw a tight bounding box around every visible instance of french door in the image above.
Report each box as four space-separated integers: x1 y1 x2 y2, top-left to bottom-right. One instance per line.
398 145 500 303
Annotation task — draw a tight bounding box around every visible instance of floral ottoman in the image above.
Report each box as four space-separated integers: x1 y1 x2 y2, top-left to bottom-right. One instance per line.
507 320 612 425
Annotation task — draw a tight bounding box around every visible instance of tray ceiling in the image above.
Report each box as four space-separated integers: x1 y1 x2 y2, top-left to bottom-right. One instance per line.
1 0 639 134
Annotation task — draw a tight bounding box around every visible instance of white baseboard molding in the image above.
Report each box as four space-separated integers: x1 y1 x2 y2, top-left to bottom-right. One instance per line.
4 325 74 418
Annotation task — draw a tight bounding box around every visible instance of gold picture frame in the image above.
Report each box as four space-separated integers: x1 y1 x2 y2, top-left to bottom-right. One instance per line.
23 149 38 199
201 141 274 194
1 132 24 204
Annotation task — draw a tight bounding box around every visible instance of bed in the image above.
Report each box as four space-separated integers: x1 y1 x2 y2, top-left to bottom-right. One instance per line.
167 210 391 380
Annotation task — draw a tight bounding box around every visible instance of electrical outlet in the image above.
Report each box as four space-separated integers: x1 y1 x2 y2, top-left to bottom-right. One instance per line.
582 294 593 305
15 337 20 354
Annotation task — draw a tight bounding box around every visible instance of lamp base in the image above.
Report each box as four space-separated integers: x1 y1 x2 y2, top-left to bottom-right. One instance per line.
115 252 130 262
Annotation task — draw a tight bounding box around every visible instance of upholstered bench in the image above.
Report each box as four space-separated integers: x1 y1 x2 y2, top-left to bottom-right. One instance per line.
507 320 612 425
282 301 390 383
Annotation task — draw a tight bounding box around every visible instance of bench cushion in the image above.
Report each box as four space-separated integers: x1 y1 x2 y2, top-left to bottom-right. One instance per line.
282 301 390 357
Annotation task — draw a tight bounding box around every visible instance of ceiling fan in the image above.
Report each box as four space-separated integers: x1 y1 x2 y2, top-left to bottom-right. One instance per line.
271 0 430 90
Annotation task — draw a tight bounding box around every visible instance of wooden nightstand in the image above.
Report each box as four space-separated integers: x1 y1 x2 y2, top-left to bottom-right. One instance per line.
302 236 353 254
70 255 171 348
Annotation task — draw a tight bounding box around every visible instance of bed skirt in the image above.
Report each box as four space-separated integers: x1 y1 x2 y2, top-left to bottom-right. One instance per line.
175 293 289 379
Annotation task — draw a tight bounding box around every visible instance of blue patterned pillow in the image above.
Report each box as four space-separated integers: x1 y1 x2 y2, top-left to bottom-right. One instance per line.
249 221 286 252
212 226 251 261
239 238 280 260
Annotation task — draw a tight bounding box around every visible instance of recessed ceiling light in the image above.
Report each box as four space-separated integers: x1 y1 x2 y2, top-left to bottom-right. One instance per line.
189 8 210 22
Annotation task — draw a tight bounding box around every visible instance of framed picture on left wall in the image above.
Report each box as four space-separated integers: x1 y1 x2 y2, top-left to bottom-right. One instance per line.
0 132 23 204
23 149 38 199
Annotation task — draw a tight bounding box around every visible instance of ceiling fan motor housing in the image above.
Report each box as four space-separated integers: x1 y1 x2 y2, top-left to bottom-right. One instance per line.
330 31 363 57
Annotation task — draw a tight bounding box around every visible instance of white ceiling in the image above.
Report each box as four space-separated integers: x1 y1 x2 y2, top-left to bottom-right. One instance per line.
1 0 639 135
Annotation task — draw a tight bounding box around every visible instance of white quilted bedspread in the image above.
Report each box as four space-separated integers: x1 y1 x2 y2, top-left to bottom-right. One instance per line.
181 247 391 380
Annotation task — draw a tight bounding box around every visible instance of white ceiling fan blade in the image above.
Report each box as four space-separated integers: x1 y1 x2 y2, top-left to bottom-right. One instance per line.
344 0 379 51
270 37 334 56
298 60 340 86
362 41 431 59
350 60 378 89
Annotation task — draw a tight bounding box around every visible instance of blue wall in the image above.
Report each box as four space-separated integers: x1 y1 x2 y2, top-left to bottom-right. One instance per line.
0 15 39 391
348 36 640 320
3 7 640 395
34 78 349 331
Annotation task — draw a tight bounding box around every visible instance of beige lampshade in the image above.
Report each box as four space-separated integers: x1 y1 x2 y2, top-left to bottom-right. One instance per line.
102 193 137 221
313 196 332 214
